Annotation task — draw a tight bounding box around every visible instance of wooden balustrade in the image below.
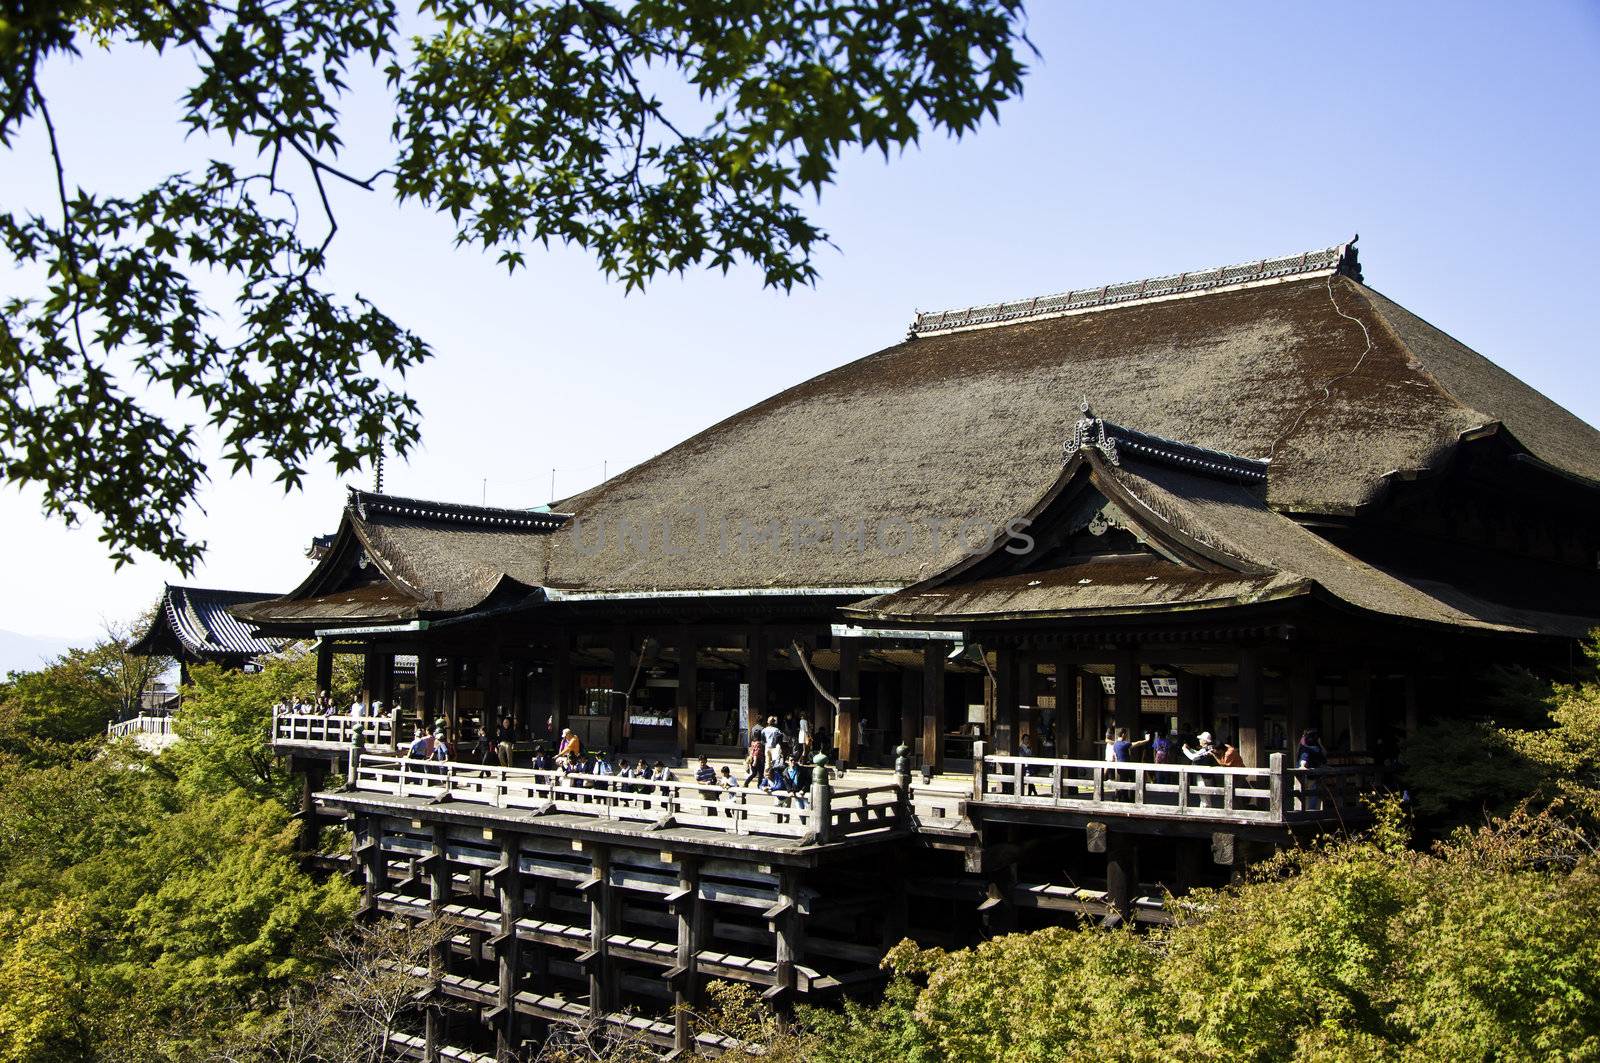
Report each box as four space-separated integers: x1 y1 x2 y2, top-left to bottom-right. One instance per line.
351 754 905 843
971 742 1378 825
107 714 175 737
273 712 397 749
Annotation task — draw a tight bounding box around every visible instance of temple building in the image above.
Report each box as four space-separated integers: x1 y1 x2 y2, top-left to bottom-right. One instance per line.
246 241 1600 1059
130 583 286 681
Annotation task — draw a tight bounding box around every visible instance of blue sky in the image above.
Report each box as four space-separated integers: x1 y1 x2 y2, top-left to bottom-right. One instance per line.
4 1 1598 639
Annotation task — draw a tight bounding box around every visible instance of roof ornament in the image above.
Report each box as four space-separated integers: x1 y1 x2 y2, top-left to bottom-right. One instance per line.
1068 402 1120 466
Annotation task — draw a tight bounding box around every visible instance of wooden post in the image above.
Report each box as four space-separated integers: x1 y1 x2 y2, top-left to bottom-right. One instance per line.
810 762 832 845
425 822 449 1063
297 761 326 855
971 740 988 801
1237 647 1263 767
1106 831 1136 923
552 632 574 738
771 871 801 1008
993 646 1016 755
899 667 921 752
837 640 860 766
1082 670 1104 753
609 627 631 752
1287 657 1313 752
676 627 697 756
1348 661 1372 754
1113 646 1140 735
358 818 385 914
1177 669 1203 735
1403 671 1420 739
921 642 947 772
1268 751 1287 822
671 857 704 1053
747 626 768 744
493 835 522 1060
315 640 334 695
1051 655 1076 757
585 844 613 1017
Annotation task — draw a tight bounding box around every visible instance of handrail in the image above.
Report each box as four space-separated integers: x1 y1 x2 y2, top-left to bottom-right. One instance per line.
107 714 175 737
971 743 1379 824
348 753 905 843
272 712 397 749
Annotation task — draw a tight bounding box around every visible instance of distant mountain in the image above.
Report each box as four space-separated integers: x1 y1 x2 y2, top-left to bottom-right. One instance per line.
0 629 83 676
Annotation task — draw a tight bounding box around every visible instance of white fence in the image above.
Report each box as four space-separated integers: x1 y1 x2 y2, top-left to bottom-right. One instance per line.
107 714 175 738
350 753 904 844
973 743 1378 824
273 712 397 749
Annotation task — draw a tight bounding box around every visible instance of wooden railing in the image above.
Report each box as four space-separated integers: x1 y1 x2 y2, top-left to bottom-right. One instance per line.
107 714 175 738
349 753 904 844
971 743 1379 825
273 712 397 749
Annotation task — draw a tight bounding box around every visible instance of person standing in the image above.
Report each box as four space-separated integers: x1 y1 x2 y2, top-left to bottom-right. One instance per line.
495 715 517 768
797 714 812 757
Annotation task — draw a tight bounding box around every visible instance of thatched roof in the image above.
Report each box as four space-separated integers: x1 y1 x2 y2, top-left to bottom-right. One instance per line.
235 490 565 628
541 255 1600 596
845 449 1600 638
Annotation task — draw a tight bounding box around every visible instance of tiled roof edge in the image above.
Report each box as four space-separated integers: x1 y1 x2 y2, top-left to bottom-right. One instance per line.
909 239 1362 339
348 488 572 532
1069 406 1270 484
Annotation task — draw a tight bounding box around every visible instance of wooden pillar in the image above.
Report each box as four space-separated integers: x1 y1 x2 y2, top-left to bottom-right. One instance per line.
1051 655 1075 757
1113 646 1140 735
609 627 632 751
296 761 327 855
315 640 334 695
493 836 522 1060
837 640 860 765
1238 647 1263 767
747 626 768 743
993 647 1017 755
1403 672 1420 739
424 822 450 1062
551 632 573 737
900 666 921 751
1175 839 1204 894
1348 661 1371 754
1082 671 1104 753
1106 830 1137 922
417 653 436 739
584 845 614 1017
361 646 379 706
1287 657 1313 751
676 627 697 756
671 858 704 1053
1177 669 1203 734
484 642 505 729
771 870 801 1010
920 642 947 771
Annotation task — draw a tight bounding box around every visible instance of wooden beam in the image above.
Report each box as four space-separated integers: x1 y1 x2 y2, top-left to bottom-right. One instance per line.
747 625 768 742
609 628 631 752
837 640 860 765
1113 646 1140 735
920 643 947 771
1238 647 1263 768
494 836 522 1060
676 628 698 756
993 647 1016 755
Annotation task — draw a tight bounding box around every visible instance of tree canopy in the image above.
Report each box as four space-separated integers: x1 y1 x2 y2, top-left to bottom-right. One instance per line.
0 0 1031 569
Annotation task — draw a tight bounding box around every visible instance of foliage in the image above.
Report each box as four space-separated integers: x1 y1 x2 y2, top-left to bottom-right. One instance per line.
0 644 356 1062
1403 634 1600 829
0 610 170 761
167 644 361 804
1 0 1030 569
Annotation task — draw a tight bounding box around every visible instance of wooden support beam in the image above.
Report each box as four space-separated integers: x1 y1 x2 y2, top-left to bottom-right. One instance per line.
672 858 704 1053
425 822 450 1061
1105 831 1136 924
1177 669 1203 735
1348 661 1372 754
993 647 1016 755
315 640 333 697
494 836 522 1061
676 627 698 756
769 870 802 1009
552 631 574 738
609 628 631 752
837 640 860 765
899 666 920 752
587 845 613 1018
920 643 947 771
1237 647 1263 768
1287 657 1313 752
1081 670 1104 753
747 626 768 742
1113 646 1140 735
1051 655 1075 757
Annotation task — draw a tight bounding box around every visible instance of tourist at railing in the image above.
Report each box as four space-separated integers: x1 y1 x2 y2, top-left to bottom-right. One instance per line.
742 733 766 786
406 727 450 773
316 690 334 713
1016 733 1041 796
760 716 785 771
555 728 582 771
1217 742 1245 768
530 746 551 771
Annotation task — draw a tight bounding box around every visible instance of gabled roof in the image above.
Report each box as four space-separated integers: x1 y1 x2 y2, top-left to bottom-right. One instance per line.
541 244 1600 595
130 585 286 659
845 445 1600 638
235 488 569 628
